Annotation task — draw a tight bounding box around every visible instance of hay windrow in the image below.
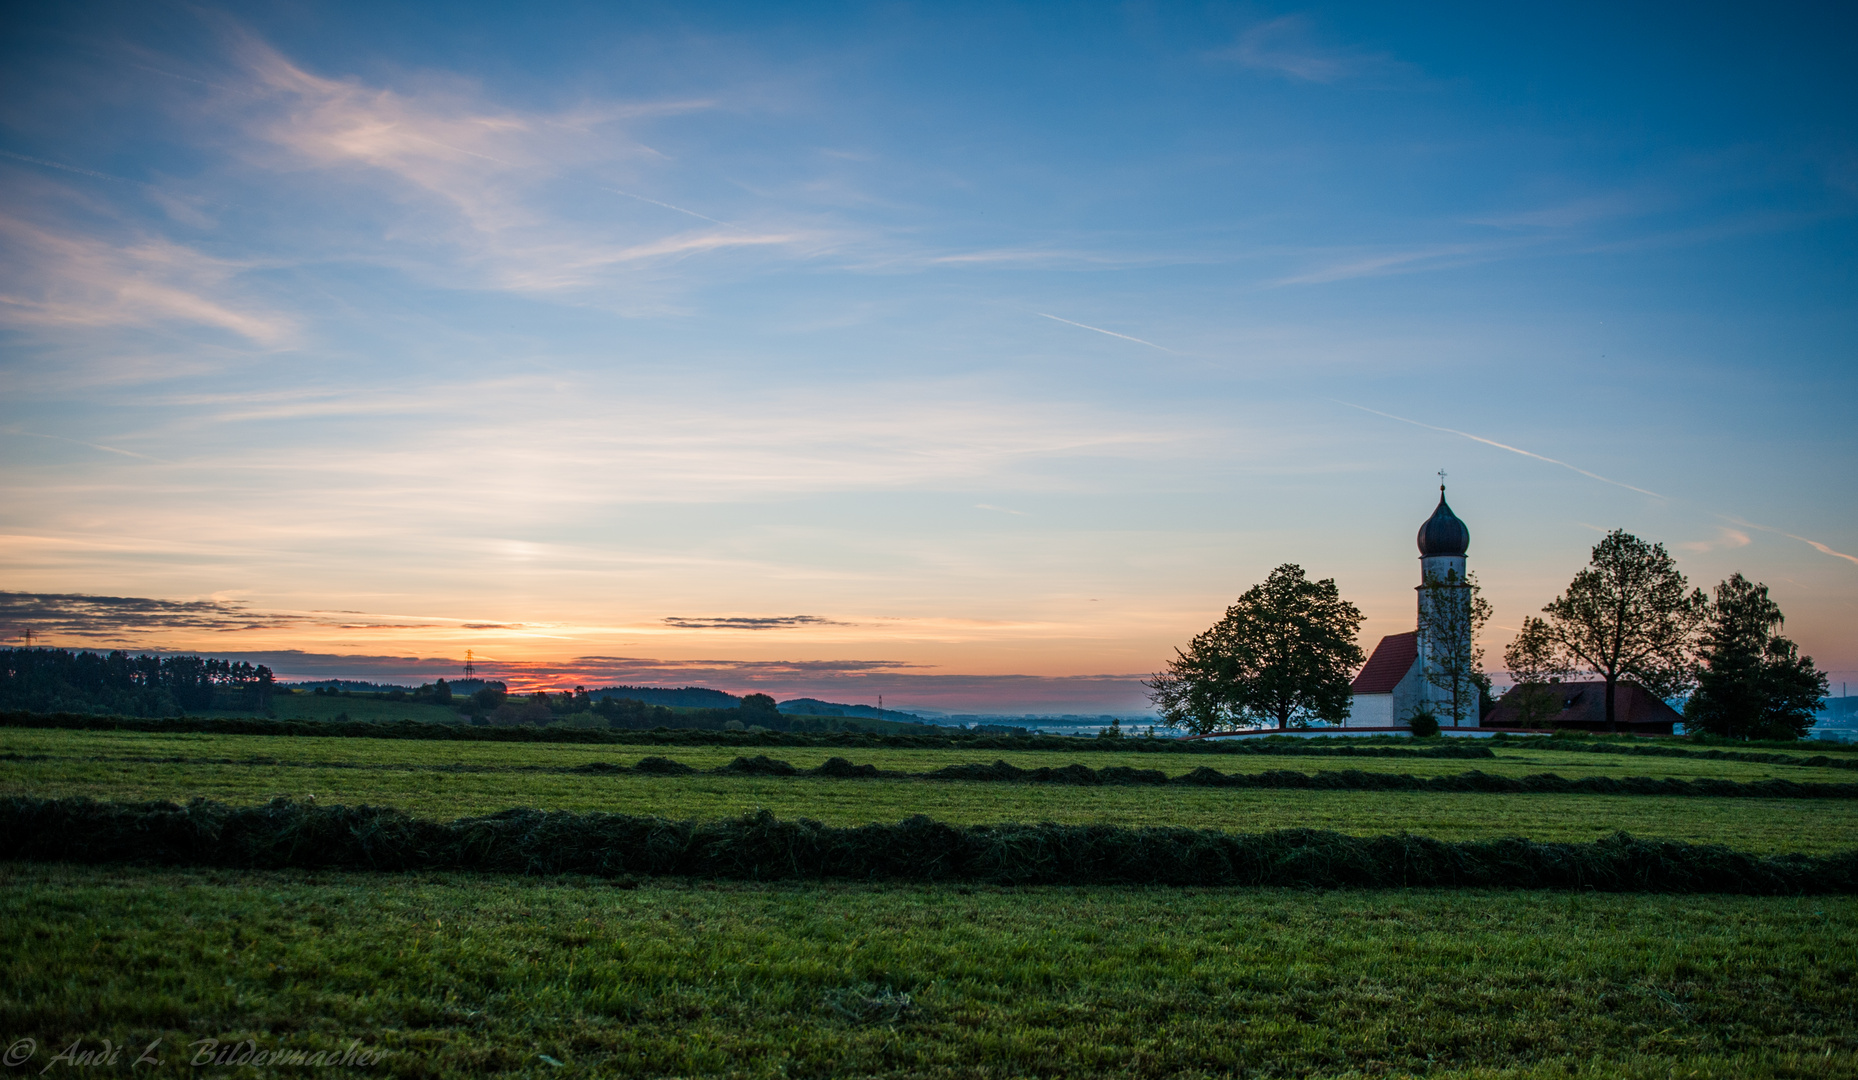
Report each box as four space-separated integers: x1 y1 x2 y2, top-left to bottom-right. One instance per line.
551 756 1858 799
3 796 1851 893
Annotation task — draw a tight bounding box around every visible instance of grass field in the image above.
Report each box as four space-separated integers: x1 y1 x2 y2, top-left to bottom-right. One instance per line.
7 727 1855 780
207 692 466 725
6 724 1855 1077
3 862 1853 1079
5 728 1857 853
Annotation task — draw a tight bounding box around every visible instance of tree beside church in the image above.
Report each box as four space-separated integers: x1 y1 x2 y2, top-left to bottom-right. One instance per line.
1685 573 1827 740
1147 563 1364 733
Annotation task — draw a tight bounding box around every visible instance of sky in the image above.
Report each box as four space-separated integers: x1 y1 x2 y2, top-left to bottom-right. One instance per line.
1 1 1854 712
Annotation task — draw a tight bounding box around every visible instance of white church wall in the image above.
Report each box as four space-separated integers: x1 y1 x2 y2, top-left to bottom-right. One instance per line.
1390 654 1428 727
1345 693 1393 727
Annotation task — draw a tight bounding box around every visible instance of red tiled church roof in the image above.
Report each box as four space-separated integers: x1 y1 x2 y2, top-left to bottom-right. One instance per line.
1351 631 1418 694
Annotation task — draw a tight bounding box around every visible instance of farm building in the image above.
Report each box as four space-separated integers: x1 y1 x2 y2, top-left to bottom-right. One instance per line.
1483 680 1681 734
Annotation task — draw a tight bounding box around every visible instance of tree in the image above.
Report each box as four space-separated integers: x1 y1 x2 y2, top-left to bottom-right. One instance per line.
1415 567 1493 727
1685 574 1827 740
1147 563 1364 733
1501 616 1571 728
1539 530 1708 730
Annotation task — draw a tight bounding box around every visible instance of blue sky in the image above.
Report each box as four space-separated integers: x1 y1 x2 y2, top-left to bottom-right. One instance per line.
2 1 1854 710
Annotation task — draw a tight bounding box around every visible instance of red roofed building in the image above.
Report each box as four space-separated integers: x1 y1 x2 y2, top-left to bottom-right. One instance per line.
1483 680 1680 734
1345 630 1425 728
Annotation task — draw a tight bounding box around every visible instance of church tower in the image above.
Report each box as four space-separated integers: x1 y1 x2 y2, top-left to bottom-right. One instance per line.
1415 481 1472 724
1347 481 1477 731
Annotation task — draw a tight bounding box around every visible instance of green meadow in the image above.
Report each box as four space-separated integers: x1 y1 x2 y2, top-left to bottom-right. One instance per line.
215 692 468 726
4 723 1856 1077
3 863 1854 1079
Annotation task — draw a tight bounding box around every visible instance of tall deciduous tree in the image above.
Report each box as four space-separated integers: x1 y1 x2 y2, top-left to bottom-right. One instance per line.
1685 574 1827 740
1540 530 1708 730
1501 616 1570 728
1147 564 1364 733
1415 568 1492 727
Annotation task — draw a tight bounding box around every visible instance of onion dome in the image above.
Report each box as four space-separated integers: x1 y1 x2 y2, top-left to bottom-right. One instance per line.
1417 489 1470 557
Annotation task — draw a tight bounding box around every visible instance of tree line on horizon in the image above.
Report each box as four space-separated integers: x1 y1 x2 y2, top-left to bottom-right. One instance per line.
1148 530 1829 740
0 649 276 716
0 647 939 735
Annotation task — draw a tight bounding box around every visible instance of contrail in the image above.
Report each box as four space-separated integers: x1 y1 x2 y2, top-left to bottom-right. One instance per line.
602 188 738 229
1334 400 1665 498
1795 537 1858 567
0 150 133 184
1036 313 1175 353
7 429 170 464
1727 518 1858 568
1338 400 1858 570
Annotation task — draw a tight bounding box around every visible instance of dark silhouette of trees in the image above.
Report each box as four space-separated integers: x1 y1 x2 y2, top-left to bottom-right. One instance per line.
1148 564 1364 733
0 648 274 715
1538 531 1708 730
1502 616 1571 728
1685 574 1827 740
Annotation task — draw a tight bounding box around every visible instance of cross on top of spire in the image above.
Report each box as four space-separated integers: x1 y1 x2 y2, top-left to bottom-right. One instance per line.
1437 468 1447 492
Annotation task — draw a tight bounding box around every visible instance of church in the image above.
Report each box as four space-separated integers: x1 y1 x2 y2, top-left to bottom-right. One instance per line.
1343 484 1476 730
1340 484 1685 735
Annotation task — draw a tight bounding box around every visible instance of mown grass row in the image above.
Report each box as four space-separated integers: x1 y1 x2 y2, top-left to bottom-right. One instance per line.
6 796 1854 893
1523 738 1858 770
12 731 1856 851
645 754 1858 799
16 742 1848 799
7 863 1853 1079
17 727 1852 783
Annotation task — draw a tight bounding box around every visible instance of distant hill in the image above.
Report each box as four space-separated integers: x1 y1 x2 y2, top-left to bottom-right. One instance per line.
587 685 741 709
778 697 928 724
1817 696 1858 725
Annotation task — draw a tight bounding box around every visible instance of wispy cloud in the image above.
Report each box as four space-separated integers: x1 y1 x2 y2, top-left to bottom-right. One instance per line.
149 376 1198 503
0 591 301 638
1271 242 1526 286
0 591 529 642
1678 526 1753 553
1217 16 1404 84
224 33 824 297
1468 190 1666 231
661 615 851 630
1336 401 1666 498
0 212 292 345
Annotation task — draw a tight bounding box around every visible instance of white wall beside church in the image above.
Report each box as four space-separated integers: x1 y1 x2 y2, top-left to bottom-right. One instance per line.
1346 656 1427 728
1346 692 1393 727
